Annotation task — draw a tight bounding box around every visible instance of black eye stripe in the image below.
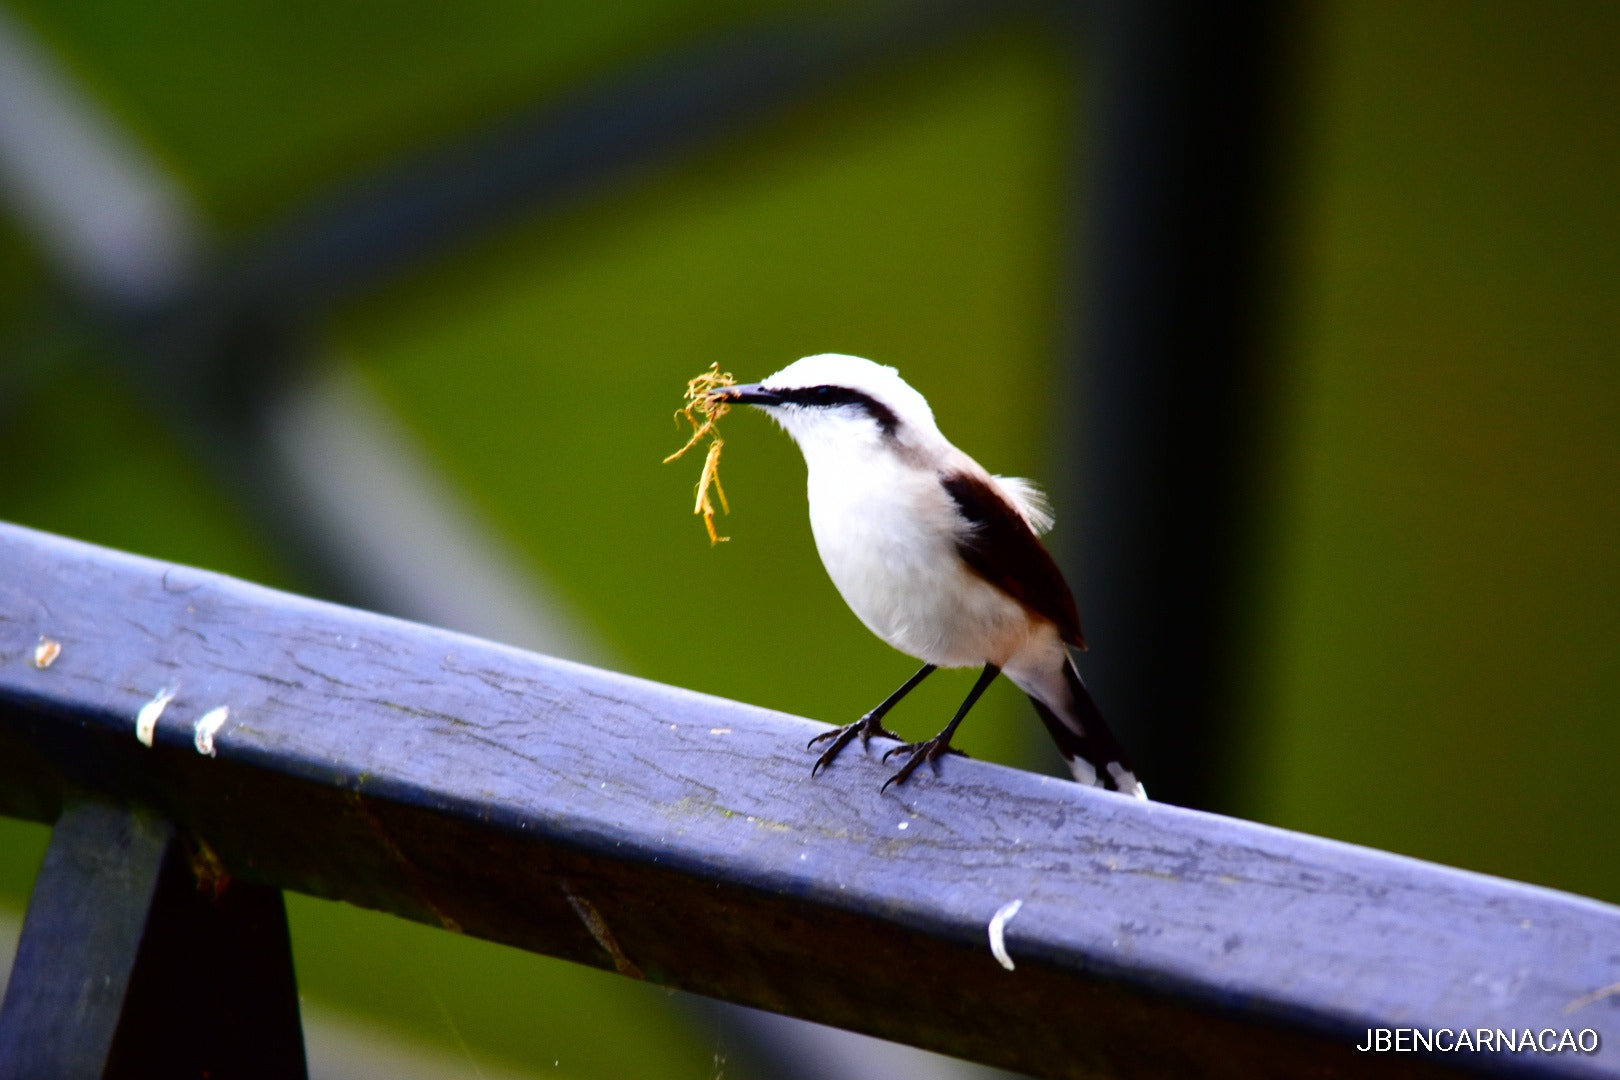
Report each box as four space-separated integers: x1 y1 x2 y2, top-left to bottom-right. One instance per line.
772 385 899 435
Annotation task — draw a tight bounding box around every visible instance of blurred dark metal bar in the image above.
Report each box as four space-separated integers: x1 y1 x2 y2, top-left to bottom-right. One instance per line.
111 0 1018 623
4 0 1023 641
208 0 1014 317
1064 0 1301 811
0 6 199 309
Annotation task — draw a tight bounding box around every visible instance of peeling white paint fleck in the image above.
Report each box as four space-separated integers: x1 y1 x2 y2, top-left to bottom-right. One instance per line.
989 899 1024 971
135 686 176 747
193 706 229 756
32 637 61 668
897 822 909 830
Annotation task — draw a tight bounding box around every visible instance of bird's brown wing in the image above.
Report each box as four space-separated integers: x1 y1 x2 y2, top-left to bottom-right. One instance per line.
940 472 1086 648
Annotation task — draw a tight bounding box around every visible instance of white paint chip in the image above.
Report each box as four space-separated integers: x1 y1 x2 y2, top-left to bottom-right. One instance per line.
988 899 1024 971
193 706 229 757
709 727 731 734
897 821 909 830
135 686 176 747
31 637 61 668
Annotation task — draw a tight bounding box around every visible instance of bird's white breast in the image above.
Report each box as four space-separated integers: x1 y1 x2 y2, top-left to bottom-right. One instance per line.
800 439 1033 669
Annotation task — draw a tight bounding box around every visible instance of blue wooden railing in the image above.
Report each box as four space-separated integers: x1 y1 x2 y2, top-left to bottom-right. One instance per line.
0 522 1615 1078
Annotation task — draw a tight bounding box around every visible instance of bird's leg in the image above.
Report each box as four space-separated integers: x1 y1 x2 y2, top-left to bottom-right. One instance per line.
882 663 1000 790
809 663 936 776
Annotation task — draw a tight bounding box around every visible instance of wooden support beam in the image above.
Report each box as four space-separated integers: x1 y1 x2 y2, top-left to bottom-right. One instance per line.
104 815 307 1079
0 522 1615 1078
0 797 306 1080
0 801 169 1080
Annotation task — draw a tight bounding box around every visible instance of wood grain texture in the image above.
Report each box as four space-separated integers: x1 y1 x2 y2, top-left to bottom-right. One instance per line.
0 522 1615 1078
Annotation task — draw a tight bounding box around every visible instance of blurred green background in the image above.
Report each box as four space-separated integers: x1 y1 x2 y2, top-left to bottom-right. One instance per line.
1 1 1615 1077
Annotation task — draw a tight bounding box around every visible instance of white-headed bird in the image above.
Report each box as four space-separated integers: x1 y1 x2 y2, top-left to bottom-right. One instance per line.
714 354 1145 798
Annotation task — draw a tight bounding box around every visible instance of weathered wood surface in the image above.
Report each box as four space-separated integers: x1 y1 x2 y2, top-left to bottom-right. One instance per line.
0 522 1615 1078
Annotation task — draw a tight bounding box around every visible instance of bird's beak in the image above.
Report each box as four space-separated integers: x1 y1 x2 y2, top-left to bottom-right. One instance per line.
710 383 782 407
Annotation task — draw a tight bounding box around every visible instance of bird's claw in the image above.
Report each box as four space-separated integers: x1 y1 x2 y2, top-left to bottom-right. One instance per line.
880 740 968 763
880 737 967 791
808 713 902 776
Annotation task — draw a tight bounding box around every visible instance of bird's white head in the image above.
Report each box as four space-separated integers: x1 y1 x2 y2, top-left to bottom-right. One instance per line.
714 354 941 460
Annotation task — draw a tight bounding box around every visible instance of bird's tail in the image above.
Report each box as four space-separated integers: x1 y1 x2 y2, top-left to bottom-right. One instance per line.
1026 656 1147 800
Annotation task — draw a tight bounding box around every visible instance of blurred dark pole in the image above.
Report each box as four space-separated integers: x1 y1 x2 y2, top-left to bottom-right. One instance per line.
1060 0 1302 811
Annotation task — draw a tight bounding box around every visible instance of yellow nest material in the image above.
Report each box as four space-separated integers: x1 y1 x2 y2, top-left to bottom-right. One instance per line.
663 364 737 545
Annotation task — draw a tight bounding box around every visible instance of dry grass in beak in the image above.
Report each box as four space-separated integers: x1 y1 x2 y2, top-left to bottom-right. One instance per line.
663 364 737 545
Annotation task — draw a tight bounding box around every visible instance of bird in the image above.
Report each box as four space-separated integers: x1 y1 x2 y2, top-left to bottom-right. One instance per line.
712 353 1146 798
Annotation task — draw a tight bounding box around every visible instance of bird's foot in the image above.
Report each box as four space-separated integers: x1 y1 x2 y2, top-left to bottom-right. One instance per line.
808 713 903 776
880 737 968 791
